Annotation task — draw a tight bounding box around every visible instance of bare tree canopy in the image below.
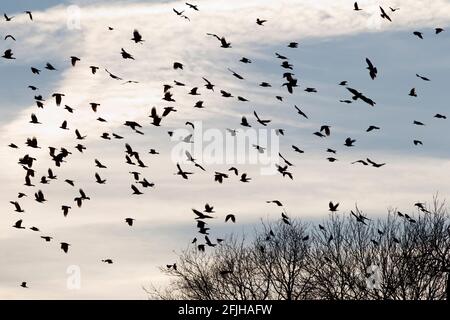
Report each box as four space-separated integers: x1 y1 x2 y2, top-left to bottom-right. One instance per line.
149 199 450 300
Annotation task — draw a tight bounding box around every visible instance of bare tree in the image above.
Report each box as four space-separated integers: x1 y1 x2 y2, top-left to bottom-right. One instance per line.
148 199 450 300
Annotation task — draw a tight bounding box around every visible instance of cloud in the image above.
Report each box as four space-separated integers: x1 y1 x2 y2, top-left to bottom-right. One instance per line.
1 0 450 298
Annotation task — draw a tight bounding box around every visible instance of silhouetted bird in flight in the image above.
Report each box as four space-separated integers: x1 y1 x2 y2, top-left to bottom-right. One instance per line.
13 219 25 229
95 173 106 184
193 209 213 220
95 159 107 168
90 66 99 74
185 2 199 10
367 158 385 168
45 62 56 70
173 8 184 16
267 200 283 206
61 205 71 217
366 58 377 80
176 163 193 179
240 116 251 127
240 173 251 182
282 212 291 225
221 90 233 97
409 88 417 97
292 145 304 153
2 49 15 59
90 102 100 112
173 62 183 70
60 242 70 253
344 137 356 147
31 67 40 74
105 69 123 80
203 204 214 213
329 201 339 212
131 29 144 43
416 74 430 81
320 125 331 136
25 11 33 20
207 33 231 48
5 34 16 41
353 2 362 11
70 56 80 66
313 131 325 138
4 13 14 21
150 107 162 126
351 210 368 225
347 87 376 106
413 31 423 39
121 48 134 60
294 105 308 119
414 202 430 213
228 167 238 176
366 125 380 132
256 18 267 26
34 190 46 203
202 77 215 91
254 111 271 126
379 6 392 22
10 201 24 213
228 68 244 80
225 214 236 223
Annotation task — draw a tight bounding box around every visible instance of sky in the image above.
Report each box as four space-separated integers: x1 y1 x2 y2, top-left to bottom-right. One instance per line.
1 0 450 299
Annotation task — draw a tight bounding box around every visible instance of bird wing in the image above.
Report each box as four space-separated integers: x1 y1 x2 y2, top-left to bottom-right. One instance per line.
360 94 375 106
151 107 158 118
346 87 360 97
192 209 204 218
206 33 220 40
185 150 194 161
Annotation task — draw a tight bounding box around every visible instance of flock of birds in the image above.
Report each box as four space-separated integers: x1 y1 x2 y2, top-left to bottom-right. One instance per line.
2 2 447 289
